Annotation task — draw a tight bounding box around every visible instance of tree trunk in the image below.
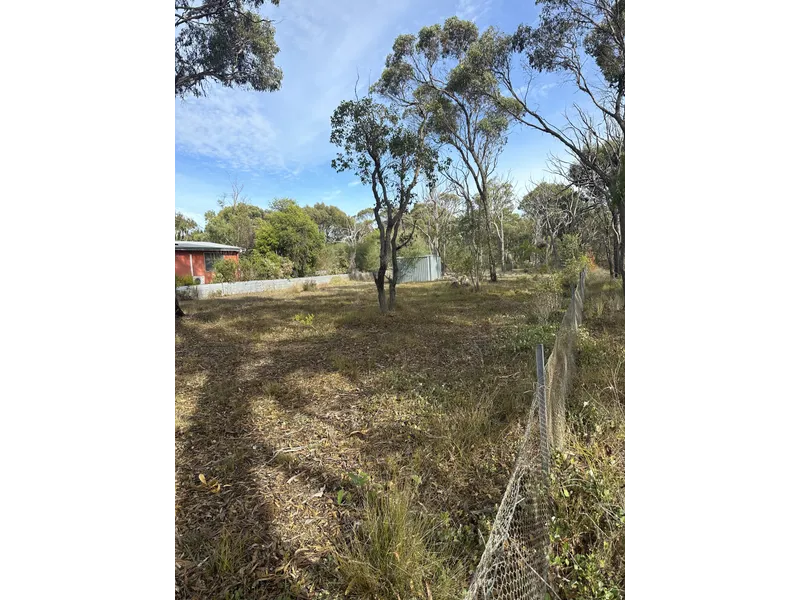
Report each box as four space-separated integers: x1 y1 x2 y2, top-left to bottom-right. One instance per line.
175 294 185 318
375 265 388 313
619 199 625 291
389 240 399 311
349 247 357 274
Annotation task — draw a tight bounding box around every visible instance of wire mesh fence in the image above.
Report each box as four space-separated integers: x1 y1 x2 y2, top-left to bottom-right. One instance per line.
465 269 587 600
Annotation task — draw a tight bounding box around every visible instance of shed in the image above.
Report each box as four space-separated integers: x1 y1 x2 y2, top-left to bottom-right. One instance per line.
395 254 442 283
175 241 242 284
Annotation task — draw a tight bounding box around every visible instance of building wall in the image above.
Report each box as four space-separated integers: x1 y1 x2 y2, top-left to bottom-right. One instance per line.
175 251 239 284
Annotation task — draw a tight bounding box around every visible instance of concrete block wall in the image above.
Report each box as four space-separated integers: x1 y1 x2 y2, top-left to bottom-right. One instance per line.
176 274 339 300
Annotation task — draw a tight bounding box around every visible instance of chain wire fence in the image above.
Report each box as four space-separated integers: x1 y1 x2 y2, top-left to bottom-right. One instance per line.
465 270 587 600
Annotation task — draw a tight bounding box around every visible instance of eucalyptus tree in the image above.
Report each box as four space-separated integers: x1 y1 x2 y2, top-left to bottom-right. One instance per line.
520 181 591 266
330 96 436 312
462 0 625 282
175 0 283 98
484 177 517 272
175 212 199 240
344 208 375 274
411 186 459 274
374 17 512 282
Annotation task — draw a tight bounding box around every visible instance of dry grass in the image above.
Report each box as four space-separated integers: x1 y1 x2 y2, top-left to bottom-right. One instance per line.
549 271 625 600
175 274 568 599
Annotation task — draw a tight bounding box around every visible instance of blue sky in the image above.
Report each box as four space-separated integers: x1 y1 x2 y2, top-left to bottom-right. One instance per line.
175 0 582 226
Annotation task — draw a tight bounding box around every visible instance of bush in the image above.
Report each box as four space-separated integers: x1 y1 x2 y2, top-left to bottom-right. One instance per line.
212 258 238 283
239 251 293 281
292 313 314 326
562 254 590 289
355 231 380 272
302 280 317 292
316 243 350 274
175 274 196 287
530 276 564 324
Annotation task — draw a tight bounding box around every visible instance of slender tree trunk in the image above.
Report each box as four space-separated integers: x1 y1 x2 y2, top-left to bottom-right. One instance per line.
499 223 506 273
349 246 357 274
375 233 390 313
611 209 622 278
375 265 388 313
619 199 625 291
389 238 399 311
474 191 497 281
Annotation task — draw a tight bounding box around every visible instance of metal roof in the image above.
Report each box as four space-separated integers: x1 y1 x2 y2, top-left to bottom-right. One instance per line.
175 241 242 252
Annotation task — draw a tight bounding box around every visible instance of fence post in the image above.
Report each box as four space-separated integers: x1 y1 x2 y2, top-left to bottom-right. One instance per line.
535 343 549 476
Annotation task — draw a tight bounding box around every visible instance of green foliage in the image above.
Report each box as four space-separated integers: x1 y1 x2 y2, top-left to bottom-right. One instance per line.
502 323 559 356
355 229 381 272
316 242 350 274
175 0 283 98
204 203 269 250
175 274 197 287
292 313 314 326
212 258 239 283
304 203 351 243
175 212 199 240
255 199 325 277
239 251 293 281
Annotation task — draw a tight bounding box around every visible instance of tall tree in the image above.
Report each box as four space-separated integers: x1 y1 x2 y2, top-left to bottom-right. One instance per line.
411 186 459 274
175 212 199 240
520 181 591 266
343 208 374 274
175 0 283 98
374 17 511 282
463 0 625 283
484 178 517 272
305 203 352 243
255 199 325 277
331 96 436 313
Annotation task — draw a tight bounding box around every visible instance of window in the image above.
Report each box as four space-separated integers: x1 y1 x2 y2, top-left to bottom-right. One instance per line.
204 252 223 272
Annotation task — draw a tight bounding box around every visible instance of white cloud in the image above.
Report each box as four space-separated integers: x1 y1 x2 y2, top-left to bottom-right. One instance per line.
175 90 288 173
175 0 424 177
347 179 361 187
320 189 342 203
456 0 491 22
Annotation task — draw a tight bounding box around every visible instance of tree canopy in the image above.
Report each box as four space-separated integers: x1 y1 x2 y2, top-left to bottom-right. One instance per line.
255 199 325 277
175 212 200 240
175 0 283 98
305 203 352 243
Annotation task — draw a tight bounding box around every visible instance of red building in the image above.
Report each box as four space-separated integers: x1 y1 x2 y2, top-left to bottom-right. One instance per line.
175 241 242 284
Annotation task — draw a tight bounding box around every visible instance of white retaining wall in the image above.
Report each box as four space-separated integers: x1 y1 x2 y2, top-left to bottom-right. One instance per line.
176 274 338 300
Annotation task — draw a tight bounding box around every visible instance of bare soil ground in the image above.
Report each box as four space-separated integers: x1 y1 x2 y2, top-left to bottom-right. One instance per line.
175 275 566 599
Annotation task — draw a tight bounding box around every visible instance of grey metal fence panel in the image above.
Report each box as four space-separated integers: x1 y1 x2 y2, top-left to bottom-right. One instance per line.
396 254 441 283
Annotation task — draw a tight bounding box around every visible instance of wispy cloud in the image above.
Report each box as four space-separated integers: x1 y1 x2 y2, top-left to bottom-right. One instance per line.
456 0 491 22
347 179 361 187
175 90 288 173
320 189 342 203
175 0 419 178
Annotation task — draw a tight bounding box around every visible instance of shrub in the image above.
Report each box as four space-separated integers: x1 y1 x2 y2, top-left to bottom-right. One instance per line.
302 280 317 292
212 258 238 283
175 274 196 287
530 276 564 324
239 251 293 281
355 230 380 272
292 313 314 326
316 242 350 274
562 254 590 289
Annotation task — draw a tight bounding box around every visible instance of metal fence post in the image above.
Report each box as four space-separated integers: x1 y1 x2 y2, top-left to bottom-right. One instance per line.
535 343 549 476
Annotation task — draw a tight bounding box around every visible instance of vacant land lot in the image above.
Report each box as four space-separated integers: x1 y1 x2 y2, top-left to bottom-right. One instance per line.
176 275 580 599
